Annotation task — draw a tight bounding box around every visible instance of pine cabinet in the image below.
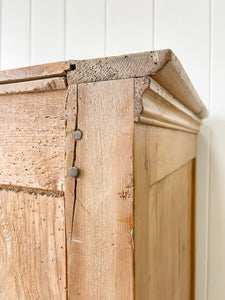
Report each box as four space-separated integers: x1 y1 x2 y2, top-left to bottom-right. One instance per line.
0 50 208 299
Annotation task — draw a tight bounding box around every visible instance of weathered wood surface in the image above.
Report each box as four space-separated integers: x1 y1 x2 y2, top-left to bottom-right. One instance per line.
0 189 66 299
135 146 194 300
63 84 77 292
134 124 197 186
0 62 70 83
67 49 208 119
135 77 202 133
0 77 67 95
0 89 67 191
69 79 134 299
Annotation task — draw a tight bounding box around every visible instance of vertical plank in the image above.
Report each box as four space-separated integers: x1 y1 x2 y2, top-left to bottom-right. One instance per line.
66 0 105 60
154 2 210 299
69 79 134 299
134 123 195 299
107 0 153 56
31 0 64 65
1 0 30 69
208 0 225 299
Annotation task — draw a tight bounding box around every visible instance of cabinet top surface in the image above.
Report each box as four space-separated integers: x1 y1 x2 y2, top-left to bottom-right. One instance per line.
0 49 208 118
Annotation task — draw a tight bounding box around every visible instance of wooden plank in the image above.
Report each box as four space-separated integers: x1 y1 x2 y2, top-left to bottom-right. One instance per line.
67 50 171 85
64 84 77 291
66 0 105 60
69 79 134 299
0 89 68 191
0 189 66 299
135 157 195 299
1 0 30 70
0 77 67 95
0 62 70 83
67 49 208 119
135 124 197 186
31 0 64 65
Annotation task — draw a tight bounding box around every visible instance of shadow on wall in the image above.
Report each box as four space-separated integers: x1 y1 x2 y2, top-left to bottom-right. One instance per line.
196 117 225 298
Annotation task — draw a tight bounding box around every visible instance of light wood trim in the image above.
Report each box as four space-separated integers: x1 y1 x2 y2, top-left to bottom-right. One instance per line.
0 77 67 95
135 124 197 186
151 51 208 118
135 78 202 133
0 61 71 83
69 79 134 299
67 49 208 119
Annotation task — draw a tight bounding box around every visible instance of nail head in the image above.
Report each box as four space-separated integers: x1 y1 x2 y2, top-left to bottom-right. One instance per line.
69 166 80 178
73 129 82 140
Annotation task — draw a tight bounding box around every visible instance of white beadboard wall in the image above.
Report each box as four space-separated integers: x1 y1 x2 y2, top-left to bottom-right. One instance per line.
0 0 224 299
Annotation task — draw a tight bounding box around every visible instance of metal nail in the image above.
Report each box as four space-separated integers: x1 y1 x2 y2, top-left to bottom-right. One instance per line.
69 166 80 178
73 129 82 140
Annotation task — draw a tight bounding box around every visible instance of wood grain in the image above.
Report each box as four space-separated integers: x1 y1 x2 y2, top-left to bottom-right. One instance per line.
0 77 67 95
135 150 194 300
0 189 66 299
135 77 202 133
64 84 77 292
151 51 208 118
0 89 67 191
69 79 134 299
67 49 208 119
0 61 71 83
67 50 171 85
135 124 197 186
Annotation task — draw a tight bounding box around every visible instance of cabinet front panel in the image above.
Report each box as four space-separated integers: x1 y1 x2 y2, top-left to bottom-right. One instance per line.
0 89 67 191
0 189 66 299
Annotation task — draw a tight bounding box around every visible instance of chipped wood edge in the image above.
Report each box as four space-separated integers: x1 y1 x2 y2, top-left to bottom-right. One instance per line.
134 77 202 134
0 77 67 95
67 49 208 119
0 61 71 84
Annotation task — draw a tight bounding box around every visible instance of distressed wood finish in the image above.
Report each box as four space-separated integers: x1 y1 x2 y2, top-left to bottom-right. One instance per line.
64 84 78 290
0 50 208 300
0 77 67 95
0 61 71 83
0 189 66 299
0 89 67 191
69 79 134 299
67 49 208 119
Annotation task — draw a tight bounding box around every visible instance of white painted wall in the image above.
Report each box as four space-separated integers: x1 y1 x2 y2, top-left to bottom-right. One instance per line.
0 1 224 299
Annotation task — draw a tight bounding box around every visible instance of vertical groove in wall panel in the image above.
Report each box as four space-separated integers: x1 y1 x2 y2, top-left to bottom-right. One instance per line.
66 0 105 60
1 0 30 70
31 0 64 65
154 1 210 300
107 0 153 56
208 0 225 299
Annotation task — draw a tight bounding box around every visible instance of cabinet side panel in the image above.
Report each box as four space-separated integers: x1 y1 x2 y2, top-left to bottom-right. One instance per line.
69 79 135 299
135 123 196 299
0 189 66 299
